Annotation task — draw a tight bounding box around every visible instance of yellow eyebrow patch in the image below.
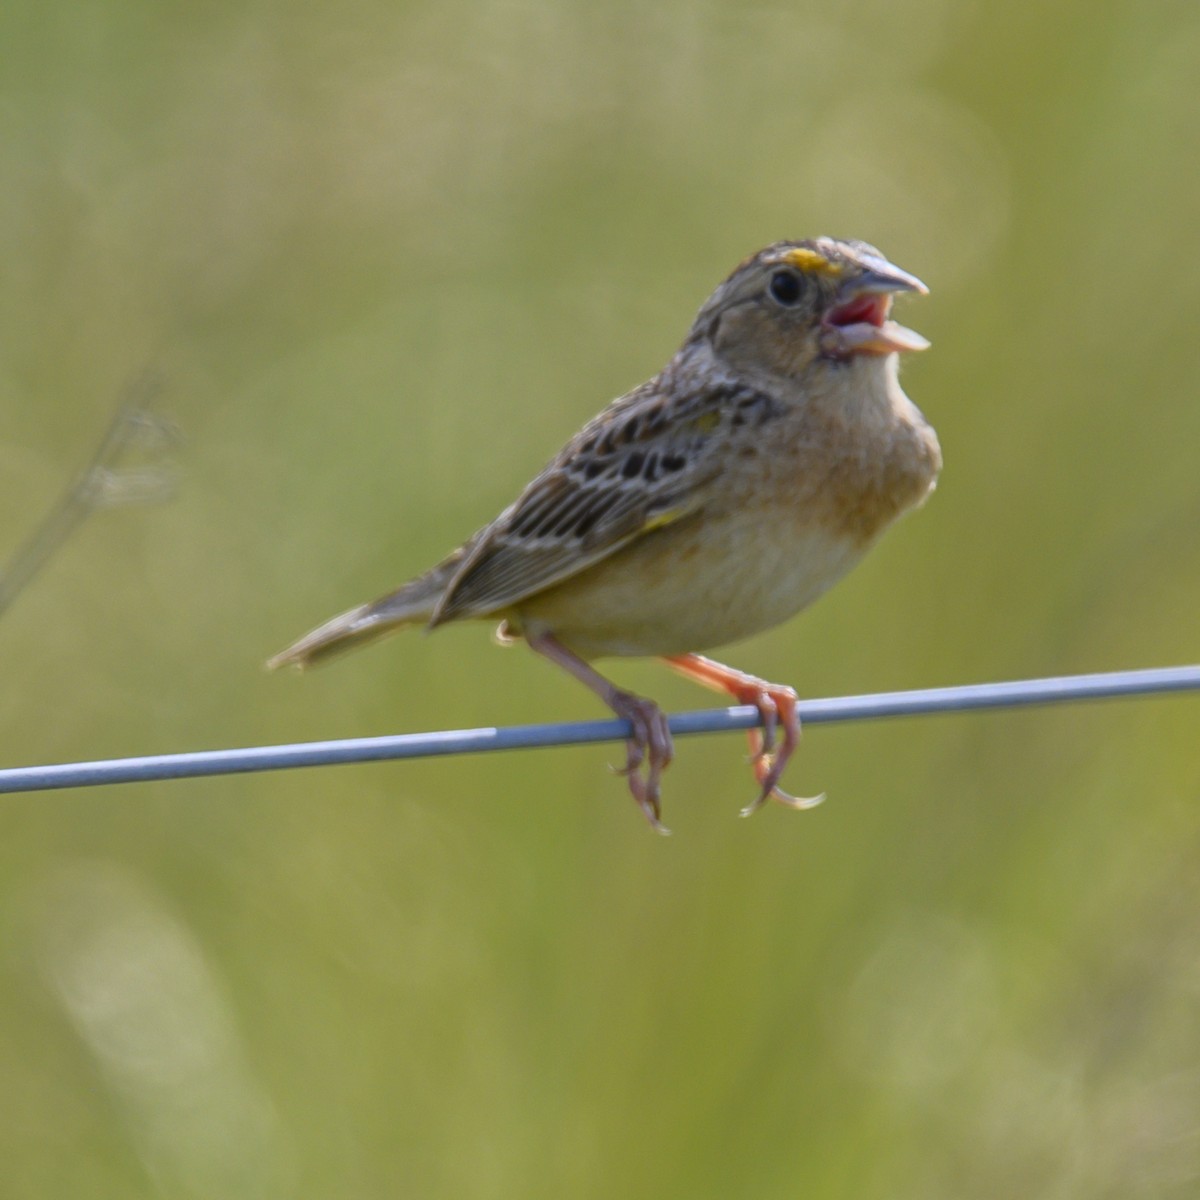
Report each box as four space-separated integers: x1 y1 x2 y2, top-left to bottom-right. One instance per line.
782 247 843 276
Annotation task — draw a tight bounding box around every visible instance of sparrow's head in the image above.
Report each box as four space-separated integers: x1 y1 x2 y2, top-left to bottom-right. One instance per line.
692 237 929 381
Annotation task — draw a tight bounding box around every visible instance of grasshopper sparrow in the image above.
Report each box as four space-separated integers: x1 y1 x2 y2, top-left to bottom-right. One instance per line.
270 238 940 831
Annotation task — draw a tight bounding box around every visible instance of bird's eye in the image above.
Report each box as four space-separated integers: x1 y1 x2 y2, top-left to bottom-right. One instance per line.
768 270 803 306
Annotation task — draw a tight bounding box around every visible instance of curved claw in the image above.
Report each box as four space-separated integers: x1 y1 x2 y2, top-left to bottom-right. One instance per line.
610 736 645 778
610 690 674 834
629 776 673 836
732 680 807 817
772 789 825 812
740 788 825 819
752 692 779 762
526 632 677 833
661 654 815 819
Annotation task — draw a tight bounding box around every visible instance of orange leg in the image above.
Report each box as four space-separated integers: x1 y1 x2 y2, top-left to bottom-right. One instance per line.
527 631 673 834
662 654 823 817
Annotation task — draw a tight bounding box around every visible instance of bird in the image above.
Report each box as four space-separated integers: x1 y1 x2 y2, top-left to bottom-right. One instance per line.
269 238 941 832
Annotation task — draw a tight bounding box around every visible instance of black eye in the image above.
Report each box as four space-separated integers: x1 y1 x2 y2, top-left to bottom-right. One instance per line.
768 270 803 306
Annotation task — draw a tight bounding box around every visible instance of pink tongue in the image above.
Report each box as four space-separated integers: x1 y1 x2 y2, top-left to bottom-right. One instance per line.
830 295 886 328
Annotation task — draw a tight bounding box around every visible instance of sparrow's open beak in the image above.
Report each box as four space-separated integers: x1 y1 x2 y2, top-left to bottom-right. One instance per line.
821 258 930 359
850 257 928 298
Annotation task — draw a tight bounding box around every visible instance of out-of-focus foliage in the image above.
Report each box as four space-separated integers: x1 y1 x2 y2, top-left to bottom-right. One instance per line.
2 2 1199 1196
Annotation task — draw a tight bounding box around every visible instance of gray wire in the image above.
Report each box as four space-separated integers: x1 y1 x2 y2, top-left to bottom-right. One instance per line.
1 664 1197 795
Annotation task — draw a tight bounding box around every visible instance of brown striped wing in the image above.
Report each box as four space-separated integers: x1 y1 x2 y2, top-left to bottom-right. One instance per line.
429 381 748 625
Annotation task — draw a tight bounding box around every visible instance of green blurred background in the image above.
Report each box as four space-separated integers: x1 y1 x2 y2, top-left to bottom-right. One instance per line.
3 1 1199 1196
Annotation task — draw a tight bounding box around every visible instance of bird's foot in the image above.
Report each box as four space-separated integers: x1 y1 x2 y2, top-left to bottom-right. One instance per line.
608 690 674 834
662 654 822 817
726 679 823 817
525 630 676 833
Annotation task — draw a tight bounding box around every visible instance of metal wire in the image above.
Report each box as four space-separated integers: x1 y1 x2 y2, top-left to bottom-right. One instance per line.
1 664 1197 795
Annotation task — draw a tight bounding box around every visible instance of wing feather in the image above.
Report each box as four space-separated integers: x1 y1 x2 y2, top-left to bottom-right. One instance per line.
428 379 749 625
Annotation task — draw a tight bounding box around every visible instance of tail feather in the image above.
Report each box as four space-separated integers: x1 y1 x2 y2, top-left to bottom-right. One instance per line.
267 562 455 670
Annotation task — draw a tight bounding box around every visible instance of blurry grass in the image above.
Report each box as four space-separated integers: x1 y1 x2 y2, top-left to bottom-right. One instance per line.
2 0 1200 1197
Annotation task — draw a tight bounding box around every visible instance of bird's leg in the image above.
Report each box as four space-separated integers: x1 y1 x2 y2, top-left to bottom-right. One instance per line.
526 631 673 834
662 654 823 817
